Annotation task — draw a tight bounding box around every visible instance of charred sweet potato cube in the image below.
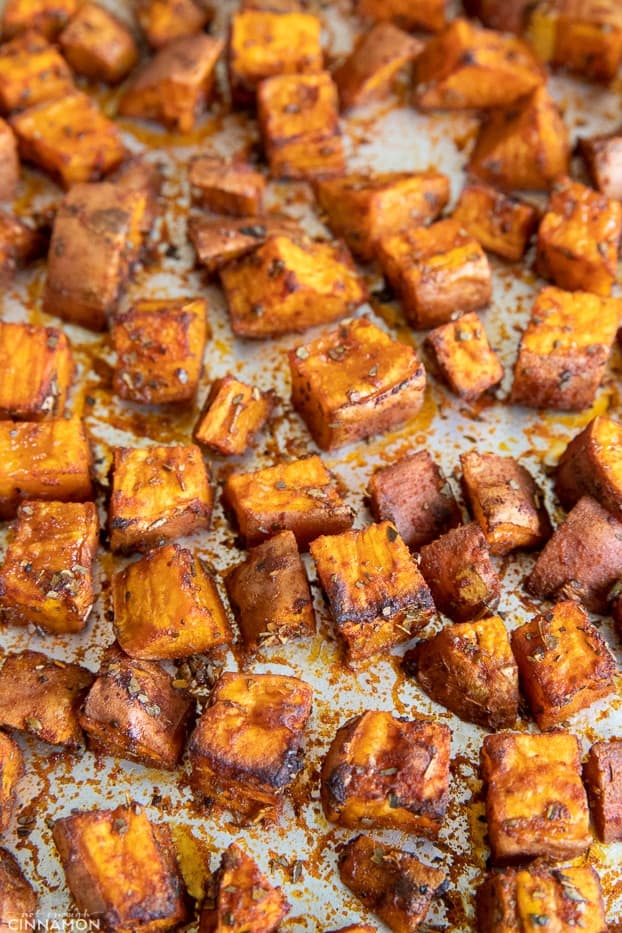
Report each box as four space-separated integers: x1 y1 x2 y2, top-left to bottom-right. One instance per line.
321 711 450 835
528 0 622 83
355 0 445 31
338 835 446 933
193 376 273 456
377 218 491 329
0 418 93 520
289 316 426 451
53 803 189 933
0 500 98 634
59 3 139 83
452 182 540 261
188 671 313 820
461 451 551 555
0 212 45 284
310 522 435 665
189 155 265 216
200 842 290 933
314 171 449 262
583 739 622 843
418 522 500 622
0 31 74 114
109 444 212 554
225 530 315 651
0 849 36 929
404 616 519 730
579 131 622 200
1 0 81 39
333 23 422 112
0 120 19 202
188 214 299 274
221 234 365 338
425 312 503 402
0 733 22 831
0 322 73 420
0 650 93 748
555 416 622 520
223 454 353 548
510 287 621 411
258 72 345 180
462 0 534 32
136 0 209 49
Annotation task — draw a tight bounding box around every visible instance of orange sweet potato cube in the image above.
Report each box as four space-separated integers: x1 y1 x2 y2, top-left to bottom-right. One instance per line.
578 130 622 200
555 415 622 519
189 155 265 216
193 376 273 457
0 322 73 420
425 312 503 401
452 182 540 261
528 0 622 83
0 119 19 202
136 0 210 49
289 316 426 451
0 31 74 114
333 23 422 112
1 0 81 39
584 739 622 843
0 733 22 831
188 214 299 274
59 3 139 83
0 849 36 927
462 0 534 31
355 0 446 31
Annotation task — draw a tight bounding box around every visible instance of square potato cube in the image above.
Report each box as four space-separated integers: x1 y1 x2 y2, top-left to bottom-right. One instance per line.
0 120 19 203
511 601 615 730
193 376 273 457
309 522 435 665
225 530 315 651
113 543 231 660
425 312 503 401
188 671 313 820
119 34 223 133
462 0 534 31
556 416 622 520
109 444 212 554
461 450 551 555
0 322 73 420
321 711 450 835
404 616 519 731
0 31 74 114
355 0 446 31
136 0 210 50
221 234 366 338
529 0 622 83
0 418 93 520
53 803 189 933
333 23 422 112
579 131 622 200
0 733 22 831
113 298 207 405
481 731 592 862
452 182 540 261
289 316 426 450
0 650 93 748
314 170 449 262
223 454 353 549
189 213 299 274
1 0 81 38
510 287 621 411
258 72 345 180
584 739 622 843
10 91 125 189
189 155 265 216
59 3 139 83
377 218 491 329
0 849 36 928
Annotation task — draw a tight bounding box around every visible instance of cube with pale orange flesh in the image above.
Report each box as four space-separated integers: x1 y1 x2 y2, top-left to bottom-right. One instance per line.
555 416 622 519
0 848 37 928
0 733 22 831
0 419 93 520
462 0 534 32
193 376 273 457
59 3 139 83
377 219 491 329
189 155 265 217
452 182 540 261
310 522 435 665
189 214 299 275
481 731 592 862
511 287 622 411
425 312 503 402
0 322 73 420
113 544 232 660
0 31 74 114
223 454 353 549
1 0 81 39
579 131 622 200
136 0 210 50
314 171 449 262
321 711 450 835
0 119 19 202
355 0 445 31
53 803 189 933
528 0 622 83
333 23 423 112
583 739 622 843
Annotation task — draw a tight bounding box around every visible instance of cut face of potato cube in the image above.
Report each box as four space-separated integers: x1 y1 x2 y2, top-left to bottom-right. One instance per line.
59 3 139 83
189 214 299 274
0 322 74 420
583 739 622 843
136 0 210 50
0 31 74 114
579 131 622 200
528 0 622 83
189 155 266 217
425 312 503 402
555 415 622 520
193 376 273 456
452 182 540 261
0 733 23 832
333 23 423 112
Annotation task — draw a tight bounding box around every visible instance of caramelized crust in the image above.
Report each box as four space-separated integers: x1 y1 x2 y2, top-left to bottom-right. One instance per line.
59 3 139 83
0 322 74 421
193 376 273 456
555 415 622 520
333 23 423 112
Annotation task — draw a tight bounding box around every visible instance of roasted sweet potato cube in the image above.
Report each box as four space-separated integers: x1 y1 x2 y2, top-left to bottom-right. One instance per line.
583 739 622 843
0 849 36 929
188 214 299 274
556 416 622 521
200 842 290 933
258 72 345 179
188 671 313 820
136 0 209 49
0 211 45 283
462 0 534 32
528 0 622 83
0 120 19 203
225 530 315 651
404 616 519 730
321 711 450 835
452 182 540 261
109 444 212 554
0 733 22 831
59 3 139 83
578 131 622 200
223 454 353 548
377 218 491 329
0 322 73 420
53 803 189 933
510 287 621 411
113 298 207 404
338 835 446 933
333 23 422 112
425 313 503 401
0 418 93 520
193 376 273 456
314 170 449 262
310 522 435 665
355 0 445 31
109 155 163 236
0 31 74 114
0 650 93 748
1 0 81 38
189 155 265 216
418 522 500 622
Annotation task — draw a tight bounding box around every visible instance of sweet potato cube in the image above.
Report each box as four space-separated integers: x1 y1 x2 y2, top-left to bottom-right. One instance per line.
0 849 36 929
221 234 365 338
0 650 93 748
510 287 621 411
188 213 299 274
355 0 445 32
258 72 345 179
109 155 163 236
333 23 422 112
555 416 622 520
225 530 315 651
109 444 212 554
193 376 273 456
377 218 491 329
0 418 93 520
418 522 500 622
0 211 45 283
314 170 449 262
59 3 139 83
461 450 551 555
0 733 22 831
452 182 540 261
321 711 450 836
200 842 290 933
1 0 81 39
462 0 534 32
188 671 313 820
310 522 435 665
529 0 622 83
0 321 73 420
136 0 209 49
578 131 622 200
0 31 74 114
0 120 19 202
223 454 353 548
53 803 189 933
480 731 592 862
189 155 265 216
404 616 519 731
425 312 503 401
338 835 446 933
583 739 622 843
